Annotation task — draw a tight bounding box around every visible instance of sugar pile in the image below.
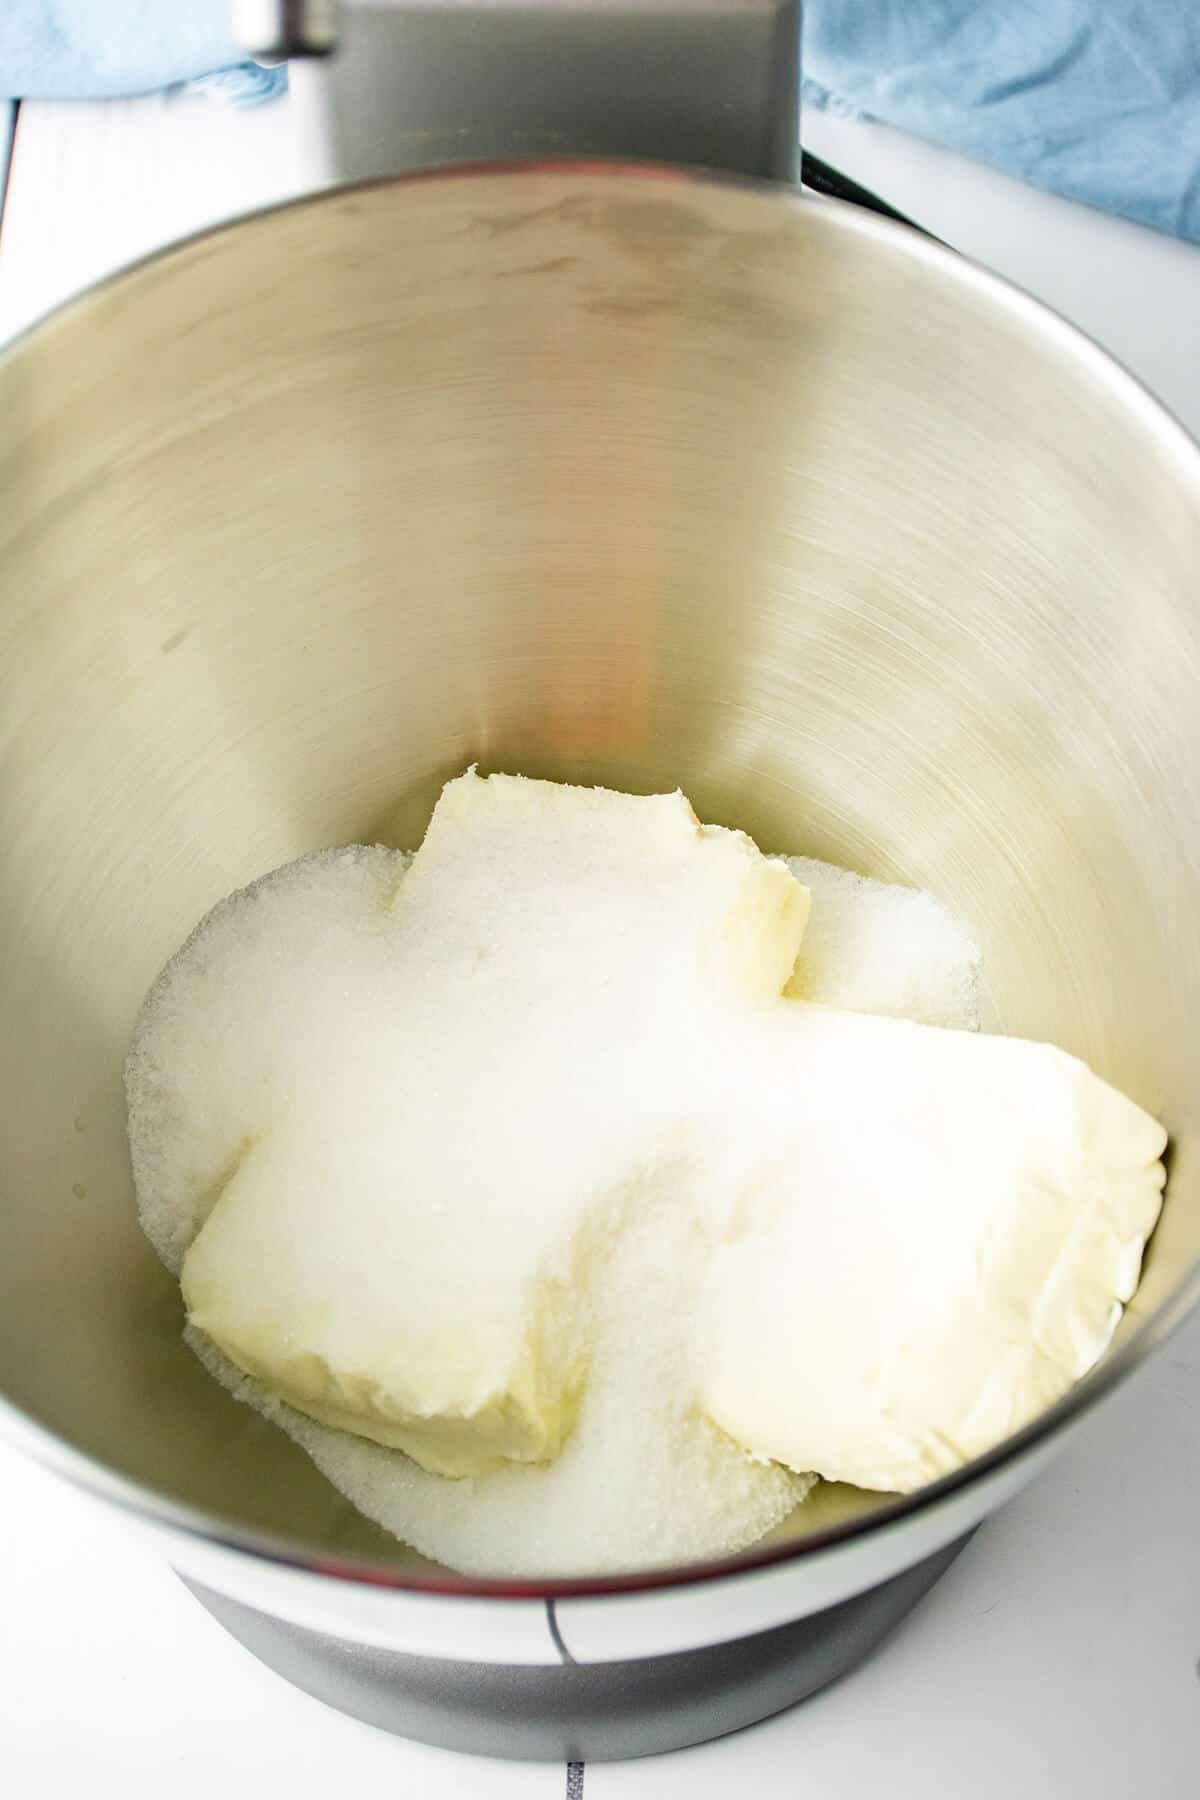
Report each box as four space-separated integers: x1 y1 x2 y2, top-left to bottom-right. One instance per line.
784 856 981 1027
129 839 981 1577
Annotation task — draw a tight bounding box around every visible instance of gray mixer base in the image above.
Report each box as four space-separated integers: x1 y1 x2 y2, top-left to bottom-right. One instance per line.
181 1533 969 1762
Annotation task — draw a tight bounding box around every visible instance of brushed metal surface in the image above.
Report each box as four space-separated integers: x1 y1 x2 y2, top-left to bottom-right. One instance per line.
234 0 337 61
0 168 1198 1594
286 0 800 188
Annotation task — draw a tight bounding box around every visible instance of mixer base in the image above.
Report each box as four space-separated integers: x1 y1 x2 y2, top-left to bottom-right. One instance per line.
181 1532 970 1761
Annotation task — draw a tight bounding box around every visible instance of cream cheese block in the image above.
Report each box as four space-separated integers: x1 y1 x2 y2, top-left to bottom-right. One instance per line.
148 772 810 1477
695 1005 1165 1492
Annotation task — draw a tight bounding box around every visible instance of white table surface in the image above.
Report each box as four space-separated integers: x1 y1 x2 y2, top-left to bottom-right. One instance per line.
1 90 1199 1800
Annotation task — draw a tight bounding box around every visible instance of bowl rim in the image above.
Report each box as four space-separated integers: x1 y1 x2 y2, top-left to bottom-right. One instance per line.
2 155 1198 1603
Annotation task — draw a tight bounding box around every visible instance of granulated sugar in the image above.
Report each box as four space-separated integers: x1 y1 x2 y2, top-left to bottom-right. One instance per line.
188 1183 811 1577
784 856 981 1028
129 844 413 1277
129 834 980 1577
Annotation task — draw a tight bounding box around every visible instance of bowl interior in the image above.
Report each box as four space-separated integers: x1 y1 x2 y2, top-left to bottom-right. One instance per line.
1 168 1199 1579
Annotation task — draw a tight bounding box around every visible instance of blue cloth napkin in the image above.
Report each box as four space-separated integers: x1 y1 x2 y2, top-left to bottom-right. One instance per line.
2 3 1197 242
803 1 1200 244
0 3 283 104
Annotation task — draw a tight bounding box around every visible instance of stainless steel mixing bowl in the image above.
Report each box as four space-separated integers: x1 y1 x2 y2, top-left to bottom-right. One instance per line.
1 165 1198 1760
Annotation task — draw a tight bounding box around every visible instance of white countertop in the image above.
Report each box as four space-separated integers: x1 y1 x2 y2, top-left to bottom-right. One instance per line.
1 90 1198 1800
